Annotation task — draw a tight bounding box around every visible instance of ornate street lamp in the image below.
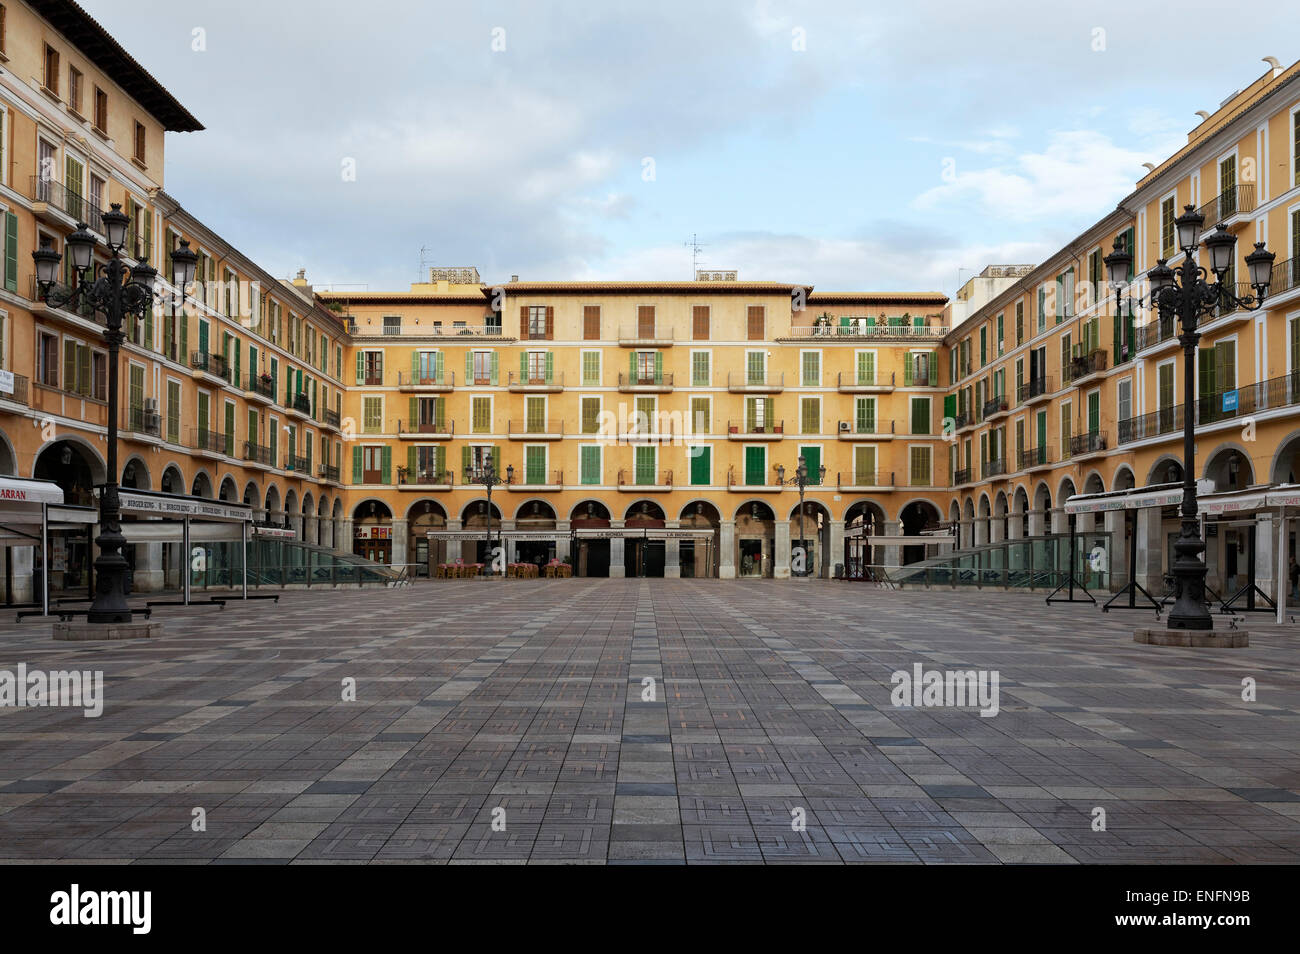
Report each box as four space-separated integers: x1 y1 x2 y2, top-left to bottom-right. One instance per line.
32 211 197 623
464 458 512 575
1107 207 1275 630
777 454 826 577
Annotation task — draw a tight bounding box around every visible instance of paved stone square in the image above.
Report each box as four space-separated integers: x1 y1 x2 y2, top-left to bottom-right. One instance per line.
1 580 1298 864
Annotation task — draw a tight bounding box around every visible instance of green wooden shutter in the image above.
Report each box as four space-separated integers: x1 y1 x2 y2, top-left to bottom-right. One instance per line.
356 352 364 385
690 446 710 485
435 397 445 428
491 445 501 474
407 445 417 478
466 351 474 382
545 351 554 383
408 396 418 429
380 445 392 484
653 351 663 383
800 446 821 484
520 351 528 380
764 398 774 428
352 446 362 483
4 213 17 292
435 447 445 480
225 403 235 456
411 351 419 382
489 353 498 384
461 445 471 477
435 351 444 383
744 446 765 485
629 352 637 380
903 356 913 386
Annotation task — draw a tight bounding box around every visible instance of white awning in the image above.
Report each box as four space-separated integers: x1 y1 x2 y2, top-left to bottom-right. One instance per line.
574 527 715 539
1065 479 1214 514
0 477 64 506
252 525 298 538
116 489 252 522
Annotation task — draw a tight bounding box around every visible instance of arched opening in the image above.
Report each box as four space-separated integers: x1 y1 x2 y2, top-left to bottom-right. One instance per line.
899 500 941 564
264 485 282 526
191 471 213 499
789 499 831 577
316 495 329 548
677 501 720 578
570 500 612 577
0 429 16 476
1013 485 1030 538
219 475 239 502
1204 444 1252 492
121 456 150 490
459 499 502 564
407 499 447 574
513 499 558 572
624 501 666 577
734 501 775 578
161 465 185 495
352 500 393 563
34 439 102 507
844 499 887 579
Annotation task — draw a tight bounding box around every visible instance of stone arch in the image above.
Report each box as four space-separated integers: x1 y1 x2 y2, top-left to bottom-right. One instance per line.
1269 429 1300 484
458 498 501 523
569 499 611 523
190 469 214 498
1033 481 1052 512
33 435 107 493
1147 454 1183 485
1056 475 1078 504
242 480 261 508
0 427 17 476
1202 441 1253 491
404 498 447 522
625 500 666 523
218 474 239 502
898 499 942 565
161 463 186 495
1082 470 1106 496
677 499 721 523
1112 464 1136 491
512 498 557 522
264 484 282 521
121 454 151 490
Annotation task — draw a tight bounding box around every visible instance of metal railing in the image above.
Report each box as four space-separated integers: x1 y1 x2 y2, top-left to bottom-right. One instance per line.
30 177 105 232
1 372 30 405
1268 255 1300 299
618 325 676 342
783 323 948 339
728 371 785 388
1018 446 1051 469
618 469 673 487
1117 370 1300 445
1135 313 1176 352
1196 183 1255 230
837 370 894 388
618 371 674 387
192 427 227 454
507 371 564 387
727 419 785 435
243 441 275 466
246 373 275 399
983 457 1007 479
291 393 312 415
838 419 895 436
837 471 893 488
287 455 310 473
319 464 341 482
954 467 971 485
397 370 455 387
191 351 231 380
902 367 939 387
399 468 453 486
1069 349 1108 380
323 408 341 428
507 469 564 486
126 406 160 436
402 418 454 435
1069 431 1106 456
1017 376 1050 403
982 395 1008 418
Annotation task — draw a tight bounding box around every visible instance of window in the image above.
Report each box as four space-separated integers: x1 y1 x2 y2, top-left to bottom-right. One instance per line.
1117 378 1131 426
525 305 549 338
471 396 491 433
800 396 820 434
1015 301 1024 345
362 396 382 434
744 397 772 432
854 397 875 434
856 351 875 386
692 305 710 340
470 350 495 385
690 396 710 434
910 397 931 435
133 122 146 164
93 87 108 133
39 333 58 385
744 445 766 485
44 45 59 94
524 445 547 484
383 316 400 335
746 351 765 385
583 305 600 340
854 446 876 485
581 350 600 385
526 350 550 383
746 305 765 340
1060 402 1072 457
580 445 601 485
1160 195 1176 258
524 396 546 432
633 396 656 434
637 305 656 338
689 351 710 386
909 446 931 487
634 445 656 485
580 397 601 434
689 445 711 486
68 67 83 115
166 379 181 443
801 351 820 387
996 313 1004 356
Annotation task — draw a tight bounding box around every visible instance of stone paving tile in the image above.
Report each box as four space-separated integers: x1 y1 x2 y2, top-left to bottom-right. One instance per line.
1 579 1298 864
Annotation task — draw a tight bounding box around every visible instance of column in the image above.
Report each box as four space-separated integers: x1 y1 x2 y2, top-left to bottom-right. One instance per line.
1254 512 1274 601
555 520 571 565
1007 508 1025 573
11 546 33 603
391 518 408 568
498 519 516 569
1136 506 1163 594
828 519 844 579
1050 508 1068 535
1027 508 1045 538
609 520 626 578
305 514 319 548
882 520 901 573
719 520 736 579
774 520 791 579
134 541 164 593
1104 509 1126 592
974 516 989 547
340 518 354 555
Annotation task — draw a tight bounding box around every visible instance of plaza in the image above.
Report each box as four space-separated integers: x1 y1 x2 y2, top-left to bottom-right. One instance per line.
0 579 1297 864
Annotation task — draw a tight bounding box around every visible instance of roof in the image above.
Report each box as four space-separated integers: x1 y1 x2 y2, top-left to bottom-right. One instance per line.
318 290 491 305
808 291 948 306
28 0 203 132
486 280 816 295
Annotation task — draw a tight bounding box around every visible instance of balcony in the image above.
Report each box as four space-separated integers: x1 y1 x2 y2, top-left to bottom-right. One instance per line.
836 370 894 393
1018 446 1052 471
953 411 976 433
617 371 674 392
1196 183 1255 231
618 324 675 347
287 393 313 419
726 420 785 440
506 420 563 440
397 370 455 392
902 367 940 387
243 441 275 467
361 372 384 386
836 471 894 491
398 419 455 440
837 420 896 440
727 371 784 393
506 371 564 392
505 470 564 492
286 455 310 474
954 467 972 486
0 372 29 406
1017 376 1052 405
29 177 105 233
191 427 229 458
1118 405 1182 445
981 395 1009 421
323 408 341 430
244 373 275 404
1135 314 1178 355
1069 349 1108 386
319 464 341 483
124 406 161 440
779 321 948 341
1266 255 1300 305
724 466 784 492
1069 431 1107 459
983 457 1008 479
397 468 453 490
190 351 232 384
617 469 673 491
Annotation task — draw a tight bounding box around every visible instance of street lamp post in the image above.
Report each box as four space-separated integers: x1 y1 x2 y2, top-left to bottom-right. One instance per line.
464 458 513 575
31 209 197 623
1104 208 1275 630
777 454 826 577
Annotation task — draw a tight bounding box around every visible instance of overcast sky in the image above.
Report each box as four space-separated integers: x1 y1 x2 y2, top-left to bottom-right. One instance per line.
85 0 1298 297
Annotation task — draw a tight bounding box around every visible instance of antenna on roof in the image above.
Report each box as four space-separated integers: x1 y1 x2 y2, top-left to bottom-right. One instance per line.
684 233 706 277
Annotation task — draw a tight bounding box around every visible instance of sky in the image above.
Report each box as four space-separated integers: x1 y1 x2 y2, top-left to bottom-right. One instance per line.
83 0 1300 298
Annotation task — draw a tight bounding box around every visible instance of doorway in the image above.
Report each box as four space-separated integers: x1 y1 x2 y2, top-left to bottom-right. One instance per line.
739 539 765 577
626 538 665 577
